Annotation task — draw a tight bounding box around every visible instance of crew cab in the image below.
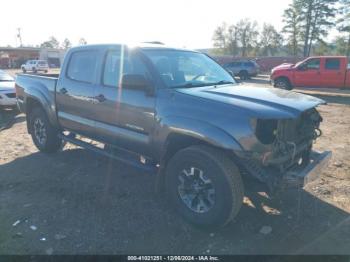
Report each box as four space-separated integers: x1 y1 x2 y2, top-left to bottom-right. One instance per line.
21 60 49 73
15 44 331 228
271 56 350 90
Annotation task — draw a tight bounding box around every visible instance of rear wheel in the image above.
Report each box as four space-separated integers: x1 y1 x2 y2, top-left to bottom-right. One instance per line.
239 70 249 80
274 78 292 90
165 145 244 228
29 107 63 153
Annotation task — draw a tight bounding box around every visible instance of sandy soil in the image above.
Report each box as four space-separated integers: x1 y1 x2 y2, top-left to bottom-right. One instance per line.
0 74 349 255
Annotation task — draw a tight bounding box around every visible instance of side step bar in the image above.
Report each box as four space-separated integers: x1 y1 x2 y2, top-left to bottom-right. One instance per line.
58 133 158 174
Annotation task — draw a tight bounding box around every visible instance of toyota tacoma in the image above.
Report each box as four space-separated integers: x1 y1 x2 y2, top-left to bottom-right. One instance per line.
15 43 331 227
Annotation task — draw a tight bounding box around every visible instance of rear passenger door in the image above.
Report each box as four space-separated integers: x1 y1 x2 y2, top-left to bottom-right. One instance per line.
321 58 345 88
56 49 98 138
93 47 156 156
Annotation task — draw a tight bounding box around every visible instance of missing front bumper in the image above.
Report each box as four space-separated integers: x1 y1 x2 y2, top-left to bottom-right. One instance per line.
282 151 332 188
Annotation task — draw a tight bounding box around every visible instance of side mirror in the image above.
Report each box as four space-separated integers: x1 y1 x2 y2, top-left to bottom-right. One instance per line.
227 70 241 83
121 74 153 95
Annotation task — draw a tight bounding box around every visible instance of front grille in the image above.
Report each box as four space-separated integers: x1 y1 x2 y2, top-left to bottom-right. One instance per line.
6 93 16 98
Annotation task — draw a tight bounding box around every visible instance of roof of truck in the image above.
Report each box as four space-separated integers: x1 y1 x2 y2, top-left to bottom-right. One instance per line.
69 43 199 53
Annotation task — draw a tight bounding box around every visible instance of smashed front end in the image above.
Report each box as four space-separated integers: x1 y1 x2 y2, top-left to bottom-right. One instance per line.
240 108 331 190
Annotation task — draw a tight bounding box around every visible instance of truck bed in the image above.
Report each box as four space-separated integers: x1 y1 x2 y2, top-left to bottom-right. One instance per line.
15 73 59 118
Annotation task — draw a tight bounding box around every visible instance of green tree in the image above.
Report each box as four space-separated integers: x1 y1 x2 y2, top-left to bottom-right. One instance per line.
282 1 301 56
212 23 227 54
313 40 332 55
227 25 240 56
78 38 87 45
62 38 72 49
337 0 350 56
40 36 60 49
259 24 283 56
236 19 259 57
295 0 338 57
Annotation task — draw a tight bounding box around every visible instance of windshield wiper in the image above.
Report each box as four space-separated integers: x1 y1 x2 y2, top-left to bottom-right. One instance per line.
211 80 235 85
171 83 210 89
171 81 234 89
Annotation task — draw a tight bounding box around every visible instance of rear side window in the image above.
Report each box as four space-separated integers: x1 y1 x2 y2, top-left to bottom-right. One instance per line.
244 62 254 67
67 51 97 83
325 58 340 70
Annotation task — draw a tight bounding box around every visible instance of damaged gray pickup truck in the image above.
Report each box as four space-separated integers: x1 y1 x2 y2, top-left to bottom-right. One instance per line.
15 43 331 227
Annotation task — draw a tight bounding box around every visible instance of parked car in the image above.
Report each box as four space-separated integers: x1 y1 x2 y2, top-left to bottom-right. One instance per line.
16 43 331 228
21 60 49 73
270 56 350 90
0 70 16 108
223 60 260 80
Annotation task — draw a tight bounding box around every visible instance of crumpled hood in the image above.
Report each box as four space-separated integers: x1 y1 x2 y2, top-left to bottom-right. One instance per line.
0 81 15 92
176 85 325 119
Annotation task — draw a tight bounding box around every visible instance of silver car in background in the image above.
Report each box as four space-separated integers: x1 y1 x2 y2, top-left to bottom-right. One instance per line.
0 70 16 107
223 60 260 80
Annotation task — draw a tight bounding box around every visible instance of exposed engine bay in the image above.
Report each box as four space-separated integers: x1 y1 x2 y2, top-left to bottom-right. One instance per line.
242 108 323 189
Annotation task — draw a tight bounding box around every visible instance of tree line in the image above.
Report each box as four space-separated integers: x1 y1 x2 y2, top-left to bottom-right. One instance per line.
212 0 350 57
39 37 88 49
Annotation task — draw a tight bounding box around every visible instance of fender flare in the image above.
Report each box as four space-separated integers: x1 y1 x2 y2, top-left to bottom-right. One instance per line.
24 85 58 128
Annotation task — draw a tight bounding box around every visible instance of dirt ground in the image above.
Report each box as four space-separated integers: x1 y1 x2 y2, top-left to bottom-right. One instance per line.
0 73 349 255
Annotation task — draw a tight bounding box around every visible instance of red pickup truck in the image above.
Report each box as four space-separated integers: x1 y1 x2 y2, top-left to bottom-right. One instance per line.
270 56 350 90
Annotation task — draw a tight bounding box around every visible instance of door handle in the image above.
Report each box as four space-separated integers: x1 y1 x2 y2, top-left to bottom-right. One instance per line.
59 88 68 94
94 94 106 103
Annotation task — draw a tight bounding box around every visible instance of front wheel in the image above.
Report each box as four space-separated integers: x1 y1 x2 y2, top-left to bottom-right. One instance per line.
274 78 292 90
29 107 63 153
165 145 244 228
22 67 26 73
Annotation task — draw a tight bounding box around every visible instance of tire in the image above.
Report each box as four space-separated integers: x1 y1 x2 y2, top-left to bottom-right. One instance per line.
165 145 244 228
22 67 26 73
274 78 292 90
238 70 249 80
44 70 48 73
29 107 63 153
32 67 37 73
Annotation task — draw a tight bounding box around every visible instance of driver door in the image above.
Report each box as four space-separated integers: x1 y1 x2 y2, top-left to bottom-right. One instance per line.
294 58 321 87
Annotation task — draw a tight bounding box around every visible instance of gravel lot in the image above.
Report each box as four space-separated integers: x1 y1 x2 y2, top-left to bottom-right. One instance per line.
0 72 349 255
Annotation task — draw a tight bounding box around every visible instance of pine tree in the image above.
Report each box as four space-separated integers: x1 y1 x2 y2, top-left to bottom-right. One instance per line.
295 0 338 57
282 1 301 56
337 0 350 56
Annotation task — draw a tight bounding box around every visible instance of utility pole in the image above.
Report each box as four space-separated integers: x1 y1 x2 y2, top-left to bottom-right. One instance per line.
17 28 23 47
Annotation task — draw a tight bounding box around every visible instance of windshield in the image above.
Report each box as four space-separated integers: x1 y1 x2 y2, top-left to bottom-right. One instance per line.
143 49 236 88
0 70 14 81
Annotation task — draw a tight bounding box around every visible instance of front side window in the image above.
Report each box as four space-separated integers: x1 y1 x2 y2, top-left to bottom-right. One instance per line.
67 51 98 83
143 50 235 88
325 58 340 70
103 49 151 87
305 59 320 70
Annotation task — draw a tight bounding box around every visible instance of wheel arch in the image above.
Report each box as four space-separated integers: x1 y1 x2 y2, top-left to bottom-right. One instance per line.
154 119 244 193
25 94 58 133
274 76 292 88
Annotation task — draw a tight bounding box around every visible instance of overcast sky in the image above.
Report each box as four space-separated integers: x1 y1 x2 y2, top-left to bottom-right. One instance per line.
2 0 297 49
